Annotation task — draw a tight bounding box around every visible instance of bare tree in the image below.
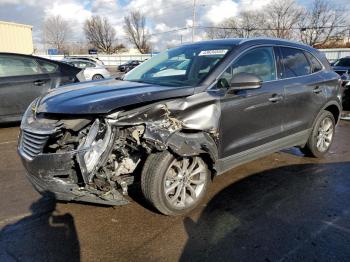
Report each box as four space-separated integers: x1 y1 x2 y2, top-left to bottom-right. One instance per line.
84 16 116 54
43 15 70 51
299 0 347 47
264 0 303 39
124 11 151 54
235 11 265 38
206 11 264 39
206 19 238 39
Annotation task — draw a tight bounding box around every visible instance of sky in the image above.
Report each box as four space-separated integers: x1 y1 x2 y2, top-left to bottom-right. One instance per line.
0 0 349 51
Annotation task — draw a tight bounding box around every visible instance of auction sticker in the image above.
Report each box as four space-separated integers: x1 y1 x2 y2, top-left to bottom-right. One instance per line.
198 49 228 56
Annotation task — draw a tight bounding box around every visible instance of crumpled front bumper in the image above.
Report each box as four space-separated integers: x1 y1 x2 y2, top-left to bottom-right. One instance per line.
18 145 128 206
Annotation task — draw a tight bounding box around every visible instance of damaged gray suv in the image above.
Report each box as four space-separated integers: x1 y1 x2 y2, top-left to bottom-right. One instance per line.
18 38 342 215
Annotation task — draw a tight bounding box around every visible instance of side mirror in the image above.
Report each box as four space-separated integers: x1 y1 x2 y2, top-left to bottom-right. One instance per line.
229 72 262 91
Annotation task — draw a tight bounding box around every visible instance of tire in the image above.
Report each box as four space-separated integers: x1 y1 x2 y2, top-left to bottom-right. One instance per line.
301 110 335 158
92 74 104 80
141 151 210 216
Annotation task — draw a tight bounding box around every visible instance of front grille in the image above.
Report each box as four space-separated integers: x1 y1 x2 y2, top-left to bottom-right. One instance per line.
21 130 49 159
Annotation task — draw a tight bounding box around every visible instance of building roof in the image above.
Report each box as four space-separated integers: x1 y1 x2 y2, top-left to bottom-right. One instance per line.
0 21 32 29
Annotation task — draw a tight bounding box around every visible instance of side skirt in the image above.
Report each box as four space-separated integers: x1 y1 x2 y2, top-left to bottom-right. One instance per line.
215 129 311 175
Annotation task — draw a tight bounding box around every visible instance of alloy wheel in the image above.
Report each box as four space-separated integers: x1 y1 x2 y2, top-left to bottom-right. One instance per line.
163 156 208 209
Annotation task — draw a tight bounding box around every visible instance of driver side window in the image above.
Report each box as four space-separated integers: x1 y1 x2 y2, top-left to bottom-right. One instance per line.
218 47 276 88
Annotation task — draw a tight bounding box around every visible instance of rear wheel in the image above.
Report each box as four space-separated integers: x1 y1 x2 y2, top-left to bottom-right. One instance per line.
301 110 335 158
141 151 210 216
92 74 104 80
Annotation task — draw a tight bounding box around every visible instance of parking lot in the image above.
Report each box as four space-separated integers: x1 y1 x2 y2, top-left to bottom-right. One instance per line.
0 118 349 261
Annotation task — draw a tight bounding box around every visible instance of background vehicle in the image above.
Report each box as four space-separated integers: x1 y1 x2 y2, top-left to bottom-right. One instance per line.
64 56 104 66
63 59 111 80
332 56 350 83
331 57 350 109
18 39 341 216
118 60 141 72
0 53 83 123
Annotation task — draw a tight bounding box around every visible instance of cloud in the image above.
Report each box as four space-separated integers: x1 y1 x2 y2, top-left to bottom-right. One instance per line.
1 0 348 52
44 1 92 39
204 0 239 25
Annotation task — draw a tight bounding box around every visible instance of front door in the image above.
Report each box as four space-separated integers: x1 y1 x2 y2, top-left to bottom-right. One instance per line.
218 46 284 158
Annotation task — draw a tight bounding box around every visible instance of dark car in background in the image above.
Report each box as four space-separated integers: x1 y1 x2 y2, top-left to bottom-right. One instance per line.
0 53 84 123
331 56 350 109
118 60 141 72
18 38 341 216
332 56 350 79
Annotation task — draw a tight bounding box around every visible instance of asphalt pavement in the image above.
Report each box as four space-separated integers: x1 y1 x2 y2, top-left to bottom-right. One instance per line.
0 120 349 262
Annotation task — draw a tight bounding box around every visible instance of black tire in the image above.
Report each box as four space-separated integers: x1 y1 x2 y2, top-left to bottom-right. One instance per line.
92 74 104 80
141 151 210 216
301 110 335 158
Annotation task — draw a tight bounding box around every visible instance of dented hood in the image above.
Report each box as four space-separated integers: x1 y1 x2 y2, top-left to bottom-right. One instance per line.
36 79 195 114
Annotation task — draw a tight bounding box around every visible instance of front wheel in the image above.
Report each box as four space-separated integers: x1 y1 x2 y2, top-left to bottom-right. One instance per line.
141 151 210 216
301 110 335 158
92 74 104 80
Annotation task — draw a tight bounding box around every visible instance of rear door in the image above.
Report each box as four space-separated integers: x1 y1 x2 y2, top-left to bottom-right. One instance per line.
219 46 285 157
278 47 326 135
0 55 52 119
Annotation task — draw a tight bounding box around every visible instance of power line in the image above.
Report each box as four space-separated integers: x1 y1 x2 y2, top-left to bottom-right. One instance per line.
147 24 350 38
195 25 350 31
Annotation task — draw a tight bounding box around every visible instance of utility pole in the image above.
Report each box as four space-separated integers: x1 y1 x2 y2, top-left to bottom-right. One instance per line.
192 0 197 42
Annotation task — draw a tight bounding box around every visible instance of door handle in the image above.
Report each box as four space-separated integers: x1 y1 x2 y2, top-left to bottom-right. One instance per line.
33 80 45 86
268 94 283 103
313 86 322 94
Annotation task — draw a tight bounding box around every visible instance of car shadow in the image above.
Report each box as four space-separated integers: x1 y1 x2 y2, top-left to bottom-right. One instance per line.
180 162 350 262
0 192 80 262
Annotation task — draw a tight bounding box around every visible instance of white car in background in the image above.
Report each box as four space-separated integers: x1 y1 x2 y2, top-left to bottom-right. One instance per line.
65 56 105 66
153 59 190 77
63 59 111 80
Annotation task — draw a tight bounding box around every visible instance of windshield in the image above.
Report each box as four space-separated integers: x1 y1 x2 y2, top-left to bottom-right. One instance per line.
334 58 350 67
124 44 234 87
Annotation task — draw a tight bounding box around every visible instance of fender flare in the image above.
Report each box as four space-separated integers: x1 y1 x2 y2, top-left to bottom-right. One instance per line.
165 131 219 162
315 100 342 126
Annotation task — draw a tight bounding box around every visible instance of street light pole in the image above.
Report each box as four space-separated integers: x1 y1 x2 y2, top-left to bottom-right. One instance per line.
192 0 196 42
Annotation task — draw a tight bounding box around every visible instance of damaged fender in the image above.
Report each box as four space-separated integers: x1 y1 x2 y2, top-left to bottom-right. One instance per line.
108 92 221 161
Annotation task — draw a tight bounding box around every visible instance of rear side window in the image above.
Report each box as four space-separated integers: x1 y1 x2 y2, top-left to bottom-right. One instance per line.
37 60 58 73
76 61 95 68
0 55 42 77
280 47 310 78
304 52 323 73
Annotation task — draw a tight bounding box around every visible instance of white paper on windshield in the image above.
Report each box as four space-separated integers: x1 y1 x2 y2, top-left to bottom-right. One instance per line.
198 49 228 56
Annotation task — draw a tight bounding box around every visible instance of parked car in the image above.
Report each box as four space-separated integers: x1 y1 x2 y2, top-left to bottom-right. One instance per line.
0 53 84 123
63 59 111 80
65 56 104 66
331 57 350 109
153 59 190 77
18 38 342 216
118 60 141 72
343 81 350 109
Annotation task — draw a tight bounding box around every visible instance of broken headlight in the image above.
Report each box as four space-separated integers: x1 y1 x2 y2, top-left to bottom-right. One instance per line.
81 119 112 173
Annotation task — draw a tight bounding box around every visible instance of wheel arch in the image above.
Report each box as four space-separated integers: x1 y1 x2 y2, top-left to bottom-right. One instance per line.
165 130 219 170
322 101 341 124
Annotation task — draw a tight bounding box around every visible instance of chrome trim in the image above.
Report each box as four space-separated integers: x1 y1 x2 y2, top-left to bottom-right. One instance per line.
209 43 327 90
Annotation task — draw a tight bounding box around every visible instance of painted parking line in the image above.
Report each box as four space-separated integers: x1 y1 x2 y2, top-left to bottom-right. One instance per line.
0 212 32 227
0 140 17 146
